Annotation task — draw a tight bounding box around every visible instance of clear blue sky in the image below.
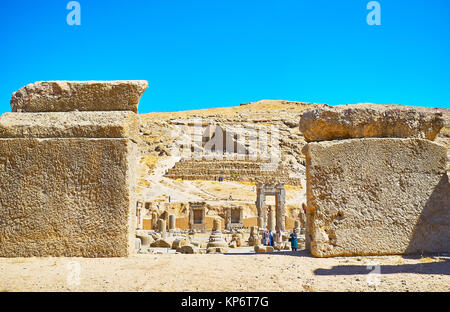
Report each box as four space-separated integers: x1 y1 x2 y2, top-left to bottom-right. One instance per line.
1 0 449 113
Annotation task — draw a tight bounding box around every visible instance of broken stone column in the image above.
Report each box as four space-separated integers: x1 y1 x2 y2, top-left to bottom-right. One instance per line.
158 219 167 234
151 211 158 230
206 219 228 253
300 105 449 257
248 226 260 246
0 80 148 257
168 214 176 231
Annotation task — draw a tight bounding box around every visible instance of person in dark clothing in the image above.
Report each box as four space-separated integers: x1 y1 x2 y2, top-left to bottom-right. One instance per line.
268 230 274 247
290 228 298 251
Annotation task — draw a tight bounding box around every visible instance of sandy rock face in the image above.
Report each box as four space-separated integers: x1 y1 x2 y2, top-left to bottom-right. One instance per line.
10 81 148 113
302 138 449 257
299 106 444 142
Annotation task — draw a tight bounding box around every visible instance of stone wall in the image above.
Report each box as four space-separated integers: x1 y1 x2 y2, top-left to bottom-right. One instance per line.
142 218 153 230
175 216 190 230
0 81 147 257
300 106 449 257
166 159 302 185
205 216 225 231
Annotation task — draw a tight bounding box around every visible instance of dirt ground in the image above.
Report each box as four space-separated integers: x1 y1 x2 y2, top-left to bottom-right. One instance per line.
0 249 448 292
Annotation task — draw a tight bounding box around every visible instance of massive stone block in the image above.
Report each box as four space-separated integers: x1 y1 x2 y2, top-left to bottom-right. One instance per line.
299 105 444 142
0 138 137 257
10 81 148 113
0 111 139 142
302 138 449 257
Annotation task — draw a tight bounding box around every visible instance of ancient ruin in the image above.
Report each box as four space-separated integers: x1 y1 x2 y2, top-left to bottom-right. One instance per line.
225 206 244 230
165 158 301 185
136 201 144 229
255 182 286 231
0 80 148 257
1 82 447 261
206 219 229 253
300 106 450 257
189 202 207 231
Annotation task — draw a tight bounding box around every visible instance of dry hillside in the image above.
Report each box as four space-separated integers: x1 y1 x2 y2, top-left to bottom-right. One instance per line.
135 100 449 219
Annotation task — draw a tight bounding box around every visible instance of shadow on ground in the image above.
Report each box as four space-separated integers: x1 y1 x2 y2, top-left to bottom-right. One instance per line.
224 250 311 257
313 259 450 276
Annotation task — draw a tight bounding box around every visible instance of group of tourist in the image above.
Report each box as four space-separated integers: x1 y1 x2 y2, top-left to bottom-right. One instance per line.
261 228 298 251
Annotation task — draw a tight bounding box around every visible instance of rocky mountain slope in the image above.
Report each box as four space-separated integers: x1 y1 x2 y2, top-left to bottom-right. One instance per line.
135 100 449 219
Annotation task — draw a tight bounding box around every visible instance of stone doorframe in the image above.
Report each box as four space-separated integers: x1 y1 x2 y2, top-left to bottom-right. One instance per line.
255 182 286 231
225 206 244 230
189 202 207 231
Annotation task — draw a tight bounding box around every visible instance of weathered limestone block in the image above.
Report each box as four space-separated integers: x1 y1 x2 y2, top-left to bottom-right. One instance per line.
230 233 242 247
207 247 228 254
254 245 274 253
136 233 154 247
267 208 275 231
177 244 199 254
300 106 444 142
0 111 139 142
149 231 161 241
281 242 291 250
171 238 189 249
302 138 449 257
0 138 137 257
11 81 148 113
151 238 175 248
151 211 158 230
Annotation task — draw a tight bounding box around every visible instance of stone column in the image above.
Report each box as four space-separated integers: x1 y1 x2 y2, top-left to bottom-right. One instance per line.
168 214 176 231
257 216 264 229
267 206 275 231
255 183 266 228
136 201 143 229
212 218 221 232
189 205 194 230
225 207 232 230
275 184 286 231
151 211 158 230
158 219 167 234
239 206 244 226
